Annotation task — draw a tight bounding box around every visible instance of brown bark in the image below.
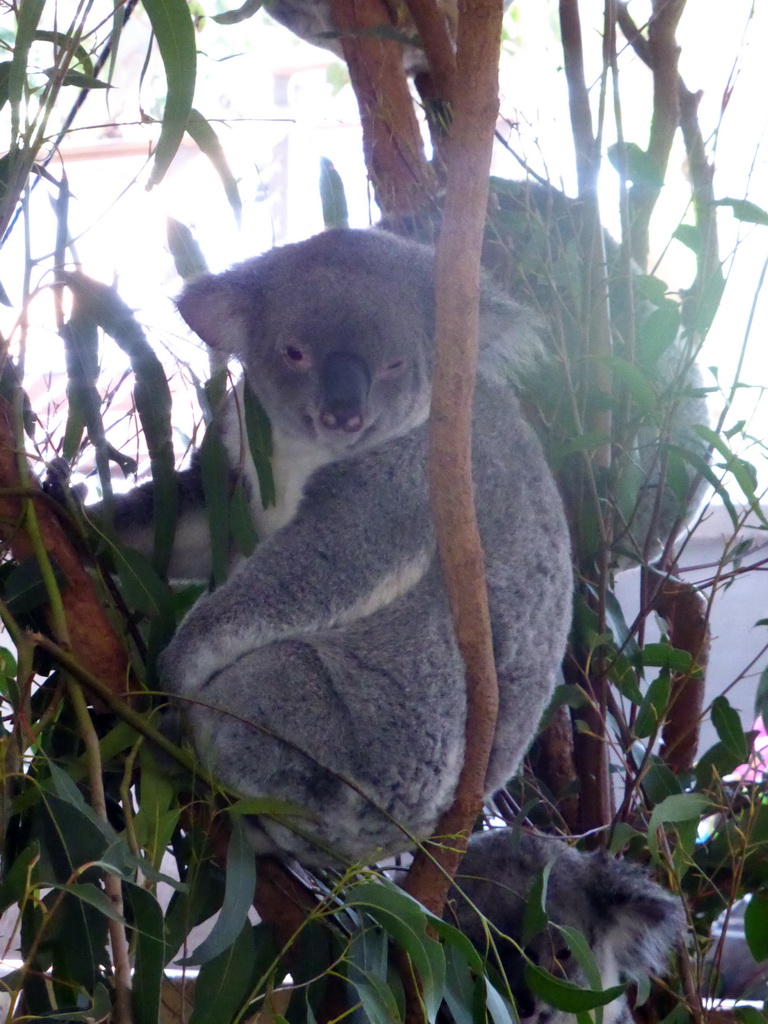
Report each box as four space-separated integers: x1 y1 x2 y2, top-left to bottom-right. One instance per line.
404 0 456 105
528 706 580 833
656 577 710 773
327 0 437 218
0 395 131 699
403 0 504 922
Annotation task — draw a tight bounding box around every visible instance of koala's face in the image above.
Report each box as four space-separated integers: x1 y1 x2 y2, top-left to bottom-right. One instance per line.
241 277 434 457
447 830 684 1024
177 230 437 459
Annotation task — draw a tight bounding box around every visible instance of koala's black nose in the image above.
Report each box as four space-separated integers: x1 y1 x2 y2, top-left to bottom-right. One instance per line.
319 351 371 432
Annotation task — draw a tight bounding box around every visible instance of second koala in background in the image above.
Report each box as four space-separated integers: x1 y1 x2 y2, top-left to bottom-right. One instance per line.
448 828 685 1024
154 229 572 867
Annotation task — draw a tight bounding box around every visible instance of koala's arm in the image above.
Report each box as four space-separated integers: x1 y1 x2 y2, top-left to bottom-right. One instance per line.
158 429 433 696
86 461 221 582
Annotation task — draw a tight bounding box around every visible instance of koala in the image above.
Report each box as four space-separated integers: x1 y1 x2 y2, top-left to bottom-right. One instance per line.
447 828 685 1024
152 228 572 867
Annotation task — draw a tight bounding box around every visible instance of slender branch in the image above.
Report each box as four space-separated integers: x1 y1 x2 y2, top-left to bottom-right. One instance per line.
626 0 687 267
558 0 614 843
404 0 504 922
404 0 456 105
68 679 133 1024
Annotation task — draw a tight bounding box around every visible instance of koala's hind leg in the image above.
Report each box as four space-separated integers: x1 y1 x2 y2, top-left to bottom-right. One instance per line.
181 597 466 866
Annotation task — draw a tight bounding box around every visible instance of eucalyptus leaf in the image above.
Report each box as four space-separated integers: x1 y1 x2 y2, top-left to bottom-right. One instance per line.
179 815 256 966
143 0 197 188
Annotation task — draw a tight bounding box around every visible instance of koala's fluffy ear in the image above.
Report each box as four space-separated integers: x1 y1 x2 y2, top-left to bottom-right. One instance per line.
176 272 254 356
585 855 685 980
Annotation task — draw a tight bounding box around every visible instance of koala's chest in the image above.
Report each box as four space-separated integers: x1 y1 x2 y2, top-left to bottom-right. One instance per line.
252 436 329 536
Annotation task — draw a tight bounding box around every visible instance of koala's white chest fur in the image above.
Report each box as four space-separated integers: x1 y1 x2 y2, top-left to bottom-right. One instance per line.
221 388 330 538
253 432 330 537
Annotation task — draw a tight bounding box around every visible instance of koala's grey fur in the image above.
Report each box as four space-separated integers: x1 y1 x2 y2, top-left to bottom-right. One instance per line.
447 828 685 1024
155 228 572 867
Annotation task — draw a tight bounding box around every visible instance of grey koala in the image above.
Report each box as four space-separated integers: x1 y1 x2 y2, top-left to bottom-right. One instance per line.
447 828 685 1024
154 228 572 867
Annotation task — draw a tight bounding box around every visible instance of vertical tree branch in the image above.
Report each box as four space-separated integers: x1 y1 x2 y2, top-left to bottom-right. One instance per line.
558 0 614 843
656 578 710 773
327 0 437 218
626 0 687 267
403 0 504 918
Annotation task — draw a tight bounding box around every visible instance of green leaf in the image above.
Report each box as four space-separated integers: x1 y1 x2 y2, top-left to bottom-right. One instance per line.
133 745 182 869
553 923 602 992
167 217 210 280
637 644 693 672
47 762 119 844
443 941 479 1024
186 109 242 223
61 70 110 89
230 479 258 559
484 975 519 1024
320 156 349 229
693 424 768 526
647 793 710 862
0 842 39 911
522 861 553 945
694 740 748 788
33 30 95 75
180 814 256 966
65 272 179 575
744 893 768 963
634 673 671 740
3 555 68 614
525 963 625 1013
112 543 171 618
189 920 258 1024
605 357 657 416
641 759 682 805
243 377 276 509
673 224 701 254
199 420 232 588
55 882 125 923
124 884 165 1024
142 0 197 188
711 695 749 762
714 198 768 226
735 1007 768 1024
347 926 403 1024
345 881 445 1021
607 142 664 187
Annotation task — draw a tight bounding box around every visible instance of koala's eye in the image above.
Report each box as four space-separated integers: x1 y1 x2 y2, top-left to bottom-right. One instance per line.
283 345 311 369
554 947 572 963
379 358 407 379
